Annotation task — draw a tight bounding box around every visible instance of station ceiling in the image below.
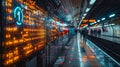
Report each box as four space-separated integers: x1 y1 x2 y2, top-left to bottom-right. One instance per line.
35 0 85 22
35 0 120 26
86 0 120 19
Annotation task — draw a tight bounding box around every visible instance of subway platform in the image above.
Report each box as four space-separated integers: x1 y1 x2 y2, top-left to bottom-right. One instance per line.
62 36 101 67
54 34 120 67
1 0 120 67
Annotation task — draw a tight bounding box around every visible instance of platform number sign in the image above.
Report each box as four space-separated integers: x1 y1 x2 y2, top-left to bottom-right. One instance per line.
14 7 23 25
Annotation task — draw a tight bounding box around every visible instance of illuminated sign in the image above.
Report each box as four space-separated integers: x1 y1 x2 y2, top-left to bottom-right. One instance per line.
82 19 96 23
3 0 47 66
14 7 23 25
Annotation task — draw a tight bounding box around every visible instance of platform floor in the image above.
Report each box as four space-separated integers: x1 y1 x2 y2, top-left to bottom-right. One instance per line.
62 36 101 67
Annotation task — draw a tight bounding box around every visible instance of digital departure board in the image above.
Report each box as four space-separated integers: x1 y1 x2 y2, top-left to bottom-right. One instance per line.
2 0 47 66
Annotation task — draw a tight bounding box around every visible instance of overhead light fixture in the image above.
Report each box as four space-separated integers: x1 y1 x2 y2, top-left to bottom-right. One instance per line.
85 8 90 12
101 18 105 21
89 0 96 5
83 13 87 16
94 22 97 23
97 20 100 22
109 14 115 18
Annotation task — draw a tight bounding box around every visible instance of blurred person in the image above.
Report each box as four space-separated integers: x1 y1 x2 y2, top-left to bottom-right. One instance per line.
98 29 101 37
81 28 88 43
93 29 97 36
90 29 93 35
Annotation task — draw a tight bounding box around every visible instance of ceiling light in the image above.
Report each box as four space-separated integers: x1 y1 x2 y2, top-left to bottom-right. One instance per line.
85 8 90 12
83 13 87 16
97 20 100 22
109 14 115 18
94 22 97 23
101 18 105 21
89 0 96 5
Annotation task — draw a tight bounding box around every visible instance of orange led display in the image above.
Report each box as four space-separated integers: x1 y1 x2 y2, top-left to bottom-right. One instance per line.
6 15 13 21
2 0 47 66
6 0 12 3
5 2 12 7
5 34 11 38
3 48 20 65
1 0 62 66
89 20 96 22
79 24 88 28
6 27 18 32
82 19 96 23
82 20 88 23
18 0 24 3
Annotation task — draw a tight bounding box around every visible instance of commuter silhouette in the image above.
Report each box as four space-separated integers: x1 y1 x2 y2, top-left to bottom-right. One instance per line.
97 29 101 37
81 28 88 43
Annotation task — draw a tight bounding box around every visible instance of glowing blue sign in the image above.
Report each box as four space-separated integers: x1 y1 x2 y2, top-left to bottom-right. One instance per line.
14 7 23 25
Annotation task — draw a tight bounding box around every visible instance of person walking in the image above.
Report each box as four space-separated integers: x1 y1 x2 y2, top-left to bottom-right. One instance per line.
98 29 101 37
81 28 88 43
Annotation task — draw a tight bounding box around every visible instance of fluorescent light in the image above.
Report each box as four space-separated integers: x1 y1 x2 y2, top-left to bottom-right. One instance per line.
85 8 90 12
101 18 105 21
109 14 115 18
97 20 100 22
89 0 96 5
94 22 97 23
83 13 87 16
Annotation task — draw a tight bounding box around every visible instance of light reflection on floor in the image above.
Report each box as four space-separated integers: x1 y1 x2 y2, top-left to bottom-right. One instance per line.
86 39 120 67
62 35 101 67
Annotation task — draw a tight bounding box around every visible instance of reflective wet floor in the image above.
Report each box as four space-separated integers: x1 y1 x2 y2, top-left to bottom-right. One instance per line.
62 36 101 67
